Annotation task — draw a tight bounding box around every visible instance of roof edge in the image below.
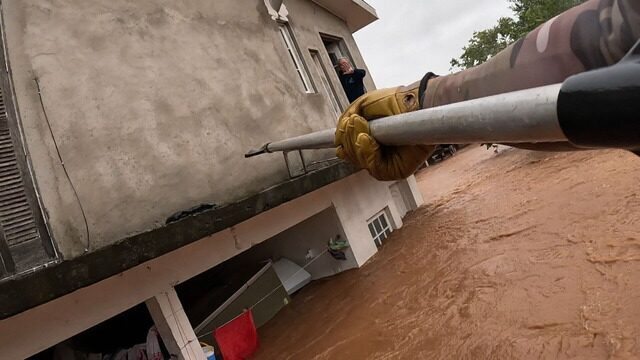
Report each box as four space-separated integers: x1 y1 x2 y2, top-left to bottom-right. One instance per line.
312 0 378 32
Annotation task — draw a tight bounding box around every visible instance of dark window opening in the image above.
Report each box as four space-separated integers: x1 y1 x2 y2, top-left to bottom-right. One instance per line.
321 34 366 102
321 34 353 76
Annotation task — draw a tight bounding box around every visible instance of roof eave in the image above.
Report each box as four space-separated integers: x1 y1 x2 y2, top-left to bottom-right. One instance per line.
312 0 378 33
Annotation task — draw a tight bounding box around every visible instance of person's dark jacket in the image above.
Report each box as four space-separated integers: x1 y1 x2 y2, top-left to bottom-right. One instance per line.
340 69 366 103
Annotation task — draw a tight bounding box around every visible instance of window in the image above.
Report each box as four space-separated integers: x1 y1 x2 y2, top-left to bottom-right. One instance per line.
0 45 57 277
367 210 392 247
279 24 314 93
321 34 351 73
320 33 366 99
309 50 342 118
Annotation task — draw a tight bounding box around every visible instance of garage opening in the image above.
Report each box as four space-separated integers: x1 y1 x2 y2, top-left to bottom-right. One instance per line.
175 206 356 352
28 304 169 360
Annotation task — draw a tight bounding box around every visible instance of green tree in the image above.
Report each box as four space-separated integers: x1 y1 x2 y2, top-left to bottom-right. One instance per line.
450 0 585 70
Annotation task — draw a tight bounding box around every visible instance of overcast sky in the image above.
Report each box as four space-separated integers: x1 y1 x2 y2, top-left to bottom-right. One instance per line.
353 0 514 88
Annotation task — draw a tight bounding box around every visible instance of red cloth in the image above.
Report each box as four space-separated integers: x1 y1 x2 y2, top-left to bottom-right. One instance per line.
213 310 259 360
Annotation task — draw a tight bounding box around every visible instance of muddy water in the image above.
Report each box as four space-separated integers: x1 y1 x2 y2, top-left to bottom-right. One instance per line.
254 147 640 359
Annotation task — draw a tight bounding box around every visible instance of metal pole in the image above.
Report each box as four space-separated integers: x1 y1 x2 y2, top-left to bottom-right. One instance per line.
372 84 565 145
245 84 566 157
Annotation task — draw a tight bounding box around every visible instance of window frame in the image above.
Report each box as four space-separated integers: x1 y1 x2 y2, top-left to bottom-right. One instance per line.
319 32 366 101
309 49 342 119
278 23 315 94
367 210 393 247
0 22 58 278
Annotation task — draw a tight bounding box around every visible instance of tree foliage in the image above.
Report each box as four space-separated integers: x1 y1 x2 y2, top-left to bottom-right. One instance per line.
450 0 586 70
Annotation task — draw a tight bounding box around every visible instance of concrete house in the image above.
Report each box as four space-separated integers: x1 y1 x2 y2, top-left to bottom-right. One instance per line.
0 0 423 358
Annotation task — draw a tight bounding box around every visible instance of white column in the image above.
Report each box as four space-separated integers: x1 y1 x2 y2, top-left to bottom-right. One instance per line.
404 175 425 209
145 288 206 360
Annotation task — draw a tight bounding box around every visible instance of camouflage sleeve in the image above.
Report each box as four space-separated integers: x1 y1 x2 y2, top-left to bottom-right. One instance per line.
421 0 640 150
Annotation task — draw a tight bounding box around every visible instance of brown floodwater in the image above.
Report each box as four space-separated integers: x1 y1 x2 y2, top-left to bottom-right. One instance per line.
253 146 640 359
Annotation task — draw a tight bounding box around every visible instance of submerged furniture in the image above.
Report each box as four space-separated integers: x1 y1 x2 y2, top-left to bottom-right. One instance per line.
272 258 312 295
194 261 289 337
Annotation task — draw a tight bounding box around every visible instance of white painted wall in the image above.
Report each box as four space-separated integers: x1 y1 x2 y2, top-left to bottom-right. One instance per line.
390 182 409 218
405 175 425 209
243 207 358 280
389 176 425 218
0 170 422 358
230 170 405 266
331 172 404 265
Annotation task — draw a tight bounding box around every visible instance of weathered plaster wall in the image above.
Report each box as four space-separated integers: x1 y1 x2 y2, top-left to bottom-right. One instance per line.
1 0 374 257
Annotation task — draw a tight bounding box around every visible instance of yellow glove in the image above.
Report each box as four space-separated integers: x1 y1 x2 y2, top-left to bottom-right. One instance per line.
335 84 434 181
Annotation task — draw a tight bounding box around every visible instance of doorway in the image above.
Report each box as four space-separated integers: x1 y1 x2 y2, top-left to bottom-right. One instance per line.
321 34 366 101
321 34 352 76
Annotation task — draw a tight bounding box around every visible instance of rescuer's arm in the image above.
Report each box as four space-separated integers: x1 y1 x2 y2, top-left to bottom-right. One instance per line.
425 0 640 106
335 0 640 180
422 0 640 150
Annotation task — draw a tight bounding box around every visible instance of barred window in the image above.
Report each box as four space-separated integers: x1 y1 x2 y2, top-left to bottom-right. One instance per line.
367 210 392 247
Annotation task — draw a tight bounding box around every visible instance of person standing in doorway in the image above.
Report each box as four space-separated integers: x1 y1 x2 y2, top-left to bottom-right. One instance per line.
338 58 366 103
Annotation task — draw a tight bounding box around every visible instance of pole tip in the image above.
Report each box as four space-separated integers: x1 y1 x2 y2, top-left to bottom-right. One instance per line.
244 143 270 158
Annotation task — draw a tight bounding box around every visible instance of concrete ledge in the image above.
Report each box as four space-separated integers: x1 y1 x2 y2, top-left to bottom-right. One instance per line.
0 162 356 319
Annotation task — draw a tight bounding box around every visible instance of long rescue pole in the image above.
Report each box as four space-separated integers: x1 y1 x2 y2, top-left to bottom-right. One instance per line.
245 84 563 157
245 42 640 158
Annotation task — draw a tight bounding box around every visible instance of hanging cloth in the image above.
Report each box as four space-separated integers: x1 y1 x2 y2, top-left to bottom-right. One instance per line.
213 310 259 360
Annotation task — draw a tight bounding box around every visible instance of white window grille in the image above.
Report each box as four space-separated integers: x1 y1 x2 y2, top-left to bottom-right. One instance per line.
279 24 314 93
367 210 392 247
